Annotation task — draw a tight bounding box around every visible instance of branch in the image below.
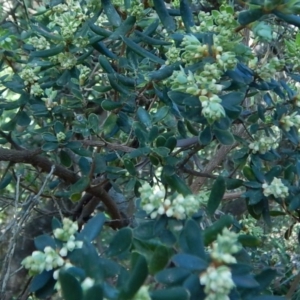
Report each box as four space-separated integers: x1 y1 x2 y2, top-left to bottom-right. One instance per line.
0 147 122 228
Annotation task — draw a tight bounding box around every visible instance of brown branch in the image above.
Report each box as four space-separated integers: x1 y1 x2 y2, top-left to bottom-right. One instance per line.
0 147 123 228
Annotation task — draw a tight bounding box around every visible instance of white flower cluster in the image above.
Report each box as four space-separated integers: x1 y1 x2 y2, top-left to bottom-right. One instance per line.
22 247 64 275
30 83 44 97
181 34 209 64
41 87 58 108
56 132 66 143
280 112 300 131
78 65 91 85
139 183 203 220
249 135 278 154
262 177 289 199
200 228 240 300
249 57 284 81
21 218 83 275
49 2 87 40
57 52 77 70
200 266 235 300
27 36 50 50
20 67 40 85
200 94 226 122
211 228 241 264
241 215 264 237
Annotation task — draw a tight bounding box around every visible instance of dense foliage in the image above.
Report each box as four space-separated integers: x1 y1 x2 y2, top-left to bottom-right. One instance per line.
2 0 300 299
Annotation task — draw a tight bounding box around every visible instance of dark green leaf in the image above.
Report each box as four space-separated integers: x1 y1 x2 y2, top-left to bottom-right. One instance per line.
163 174 191 196
214 128 235 145
149 245 171 274
238 9 265 25
30 270 53 292
101 99 123 111
238 235 261 247
232 274 259 288
60 150 72 167
172 253 208 271
30 44 64 58
88 113 99 132
78 157 91 175
124 159 136 176
16 111 31 126
83 284 103 300
109 16 136 40
101 0 122 27
199 126 212 145
182 219 206 259
137 107 152 128
119 253 148 299
71 177 90 193
34 234 56 251
207 176 226 215
203 215 234 245
0 173 12 189
122 36 165 64
155 268 191 285
80 213 106 242
108 227 132 257
59 270 83 300
42 142 59 151
151 287 189 300
153 0 176 32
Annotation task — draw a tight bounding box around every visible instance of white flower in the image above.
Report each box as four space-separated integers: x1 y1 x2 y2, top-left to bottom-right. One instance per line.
262 177 289 198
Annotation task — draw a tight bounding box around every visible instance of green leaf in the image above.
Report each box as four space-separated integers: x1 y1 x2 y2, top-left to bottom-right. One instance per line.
107 227 132 257
182 219 206 259
213 128 235 145
238 234 261 247
180 0 194 31
163 174 191 196
152 146 170 157
101 99 122 111
122 36 165 64
78 157 91 175
203 215 234 245
119 253 148 300
71 177 90 193
207 176 226 215
80 213 106 242
0 173 12 189
101 0 122 27
83 284 103 300
70 193 82 202
43 133 58 142
60 150 72 167
109 16 136 40
164 137 177 152
155 268 191 285
30 44 65 58
54 121 64 134
153 0 176 32
124 159 137 176
137 107 152 128
34 234 56 251
232 274 259 288
59 270 83 300
149 245 171 274
273 10 300 27
42 142 59 151
56 70 71 86
151 287 190 300
199 126 212 145
29 270 53 292
172 253 208 271
102 113 118 135
16 111 31 126
238 9 265 25
88 113 99 132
